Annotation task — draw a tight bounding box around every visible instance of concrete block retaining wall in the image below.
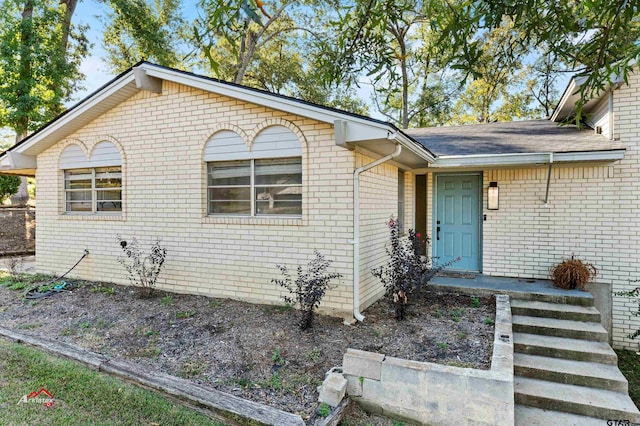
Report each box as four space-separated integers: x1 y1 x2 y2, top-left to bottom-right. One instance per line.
342 294 514 425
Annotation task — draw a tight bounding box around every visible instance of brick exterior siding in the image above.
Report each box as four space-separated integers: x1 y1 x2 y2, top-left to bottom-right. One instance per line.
426 72 640 349
35 81 402 316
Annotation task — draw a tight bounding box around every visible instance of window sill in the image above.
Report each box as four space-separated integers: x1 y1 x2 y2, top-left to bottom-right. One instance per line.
202 215 304 226
60 213 124 221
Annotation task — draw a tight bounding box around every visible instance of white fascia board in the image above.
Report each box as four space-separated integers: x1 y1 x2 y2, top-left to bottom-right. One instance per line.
432 150 625 168
391 132 436 163
14 73 137 155
141 65 393 133
551 78 579 122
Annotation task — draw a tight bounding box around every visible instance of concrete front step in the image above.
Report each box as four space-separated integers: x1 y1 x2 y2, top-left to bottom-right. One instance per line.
515 377 640 422
513 332 618 364
511 299 601 322
511 292 594 307
515 405 612 426
514 353 628 392
512 315 609 341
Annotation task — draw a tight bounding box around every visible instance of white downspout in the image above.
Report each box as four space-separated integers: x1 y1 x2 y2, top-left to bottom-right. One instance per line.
352 144 402 322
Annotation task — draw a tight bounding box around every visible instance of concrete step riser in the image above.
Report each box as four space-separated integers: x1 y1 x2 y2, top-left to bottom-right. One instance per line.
513 294 594 307
512 323 608 341
511 306 601 322
514 365 628 392
514 342 618 365
515 392 638 421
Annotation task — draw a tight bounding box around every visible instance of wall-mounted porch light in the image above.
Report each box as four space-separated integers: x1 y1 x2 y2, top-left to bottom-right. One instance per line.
488 182 499 210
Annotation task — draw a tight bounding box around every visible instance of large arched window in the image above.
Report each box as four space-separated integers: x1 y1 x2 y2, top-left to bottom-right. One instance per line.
204 126 302 216
59 141 122 214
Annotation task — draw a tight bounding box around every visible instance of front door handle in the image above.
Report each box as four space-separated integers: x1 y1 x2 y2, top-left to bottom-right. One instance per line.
436 226 440 240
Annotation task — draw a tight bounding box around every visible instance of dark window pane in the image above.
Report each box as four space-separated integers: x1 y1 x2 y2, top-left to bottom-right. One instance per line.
255 186 302 215
97 201 122 212
255 158 301 185
209 201 251 215
208 187 251 202
208 161 251 186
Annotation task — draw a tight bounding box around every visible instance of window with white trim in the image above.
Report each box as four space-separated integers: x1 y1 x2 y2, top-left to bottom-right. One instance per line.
207 157 302 216
64 167 122 213
204 125 303 217
59 141 123 215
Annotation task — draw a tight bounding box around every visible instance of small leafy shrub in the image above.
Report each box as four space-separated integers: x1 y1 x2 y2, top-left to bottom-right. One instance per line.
116 236 167 298
451 309 462 322
4 257 24 280
160 296 174 306
437 342 448 349
471 296 481 308
318 402 331 417
272 250 343 330
485 317 494 325
550 255 597 290
175 310 196 319
0 175 21 202
372 217 458 320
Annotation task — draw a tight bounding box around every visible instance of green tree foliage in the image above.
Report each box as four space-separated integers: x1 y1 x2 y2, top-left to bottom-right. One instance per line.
102 0 186 72
0 0 88 137
192 0 367 114
433 0 640 122
319 0 457 128
0 175 21 202
450 21 535 123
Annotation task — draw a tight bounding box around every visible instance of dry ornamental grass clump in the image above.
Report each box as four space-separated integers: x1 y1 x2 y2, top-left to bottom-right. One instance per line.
550 255 597 290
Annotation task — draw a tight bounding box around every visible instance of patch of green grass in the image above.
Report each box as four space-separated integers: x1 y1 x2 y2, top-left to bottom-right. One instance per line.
437 342 448 349
434 308 442 318
471 296 481 308
175 310 196 320
485 317 494 325
16 323 42 330
457 331 467 339
617 349 640 406
208 299 222 309
90 284 117 295
306 348 321 363
451 309 462 322
0 338 226 425
60 327 77 337
272 347 283 366
178 361 205 379
160 296 174 306
80 322 91 329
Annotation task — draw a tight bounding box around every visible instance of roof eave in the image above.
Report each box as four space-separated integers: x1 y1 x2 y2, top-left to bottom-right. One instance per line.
430 149 626 168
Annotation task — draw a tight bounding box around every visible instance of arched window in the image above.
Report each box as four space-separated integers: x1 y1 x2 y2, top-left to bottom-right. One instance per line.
59 142 122 214
205 126 302 216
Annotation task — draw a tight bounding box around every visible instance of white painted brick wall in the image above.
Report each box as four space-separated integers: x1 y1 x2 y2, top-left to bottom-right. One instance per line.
36 82 366 314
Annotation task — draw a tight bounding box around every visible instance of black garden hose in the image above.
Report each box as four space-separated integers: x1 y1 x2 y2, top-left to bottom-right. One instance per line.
24 249 89 299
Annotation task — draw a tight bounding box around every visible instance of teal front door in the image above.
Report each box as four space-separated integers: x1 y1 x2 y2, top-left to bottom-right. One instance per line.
435 174 481 271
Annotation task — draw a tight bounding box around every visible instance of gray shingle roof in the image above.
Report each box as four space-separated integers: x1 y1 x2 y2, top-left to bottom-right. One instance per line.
403 119 626 156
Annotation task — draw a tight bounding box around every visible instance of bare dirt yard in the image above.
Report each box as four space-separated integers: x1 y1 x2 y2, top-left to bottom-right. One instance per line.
0 275 495 421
